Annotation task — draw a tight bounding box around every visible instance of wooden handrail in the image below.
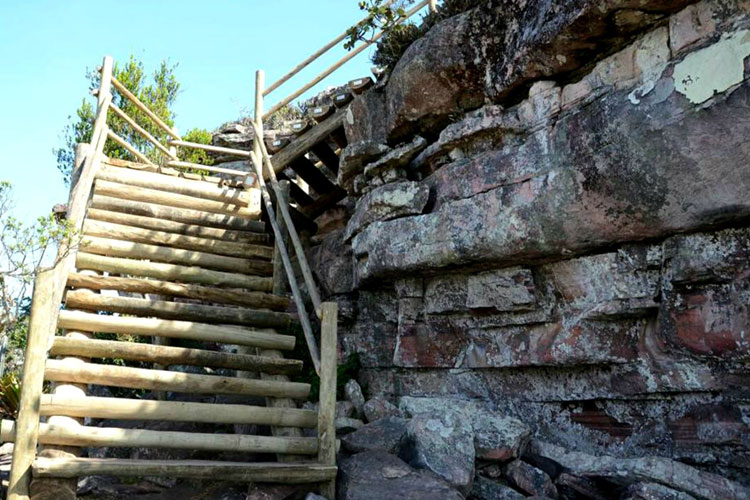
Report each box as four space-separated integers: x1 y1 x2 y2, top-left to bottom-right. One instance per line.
166 160 252 177
263 0 398 98
263 0 430 120
110 76 181 140
107 129 156 166
109 103 176 159
168 140 252 159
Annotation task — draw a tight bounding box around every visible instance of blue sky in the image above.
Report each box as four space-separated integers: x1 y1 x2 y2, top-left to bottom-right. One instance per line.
0 1 413 225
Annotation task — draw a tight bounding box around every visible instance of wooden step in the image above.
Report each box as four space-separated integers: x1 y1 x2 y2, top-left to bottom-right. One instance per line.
67 273 289 310
97 164 255 205
33 458 337 482
77 253 273 292
83 219 273 260
64 292 295 329
289 157 339 195
57 310 296 350
86 208 270 244
271 107 347 174
40 395 317 427
81 235 273 275
50 336 302 374
310 142 340 174
95 180 262 220
44 360 311 399
1 420 316 455
90 194 265 232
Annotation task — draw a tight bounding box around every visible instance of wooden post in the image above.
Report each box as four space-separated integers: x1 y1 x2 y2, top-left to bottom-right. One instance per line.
8 54 114 500
429 0 438 13
272 181 291 297
318 302 338 499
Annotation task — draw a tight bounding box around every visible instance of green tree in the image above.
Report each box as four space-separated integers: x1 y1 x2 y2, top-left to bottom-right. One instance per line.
178 128 215 166
55 55 180 184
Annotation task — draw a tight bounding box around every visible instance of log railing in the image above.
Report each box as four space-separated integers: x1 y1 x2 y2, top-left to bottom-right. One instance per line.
262 0 436 120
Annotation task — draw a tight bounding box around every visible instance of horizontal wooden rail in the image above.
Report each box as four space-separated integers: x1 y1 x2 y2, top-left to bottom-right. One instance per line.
50 336 301 374
111 76 181 140
263 0 430 120
263 0 397 97
107 129 155 166
108 103 175 159
44 360 311 399
167 160 252 178
33 458 338 482
76 252 273 291
2 420 318 455
40 395 316 427
57 310 295 350
169 140 252 158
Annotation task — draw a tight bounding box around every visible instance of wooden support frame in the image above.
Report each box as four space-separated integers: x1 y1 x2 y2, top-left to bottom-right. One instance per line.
318 302 338 498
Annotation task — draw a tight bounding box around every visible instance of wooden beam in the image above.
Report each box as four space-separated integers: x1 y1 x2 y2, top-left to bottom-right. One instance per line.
95 180 261 219
90 194 266 232
318 302 339 499
277 172 314 206
64 291 294 329
111 76 181 140
82 219 273 260
168 139 252 158
288 157 339 195
44 360 311 399
33 458 337 482
49 336 301 374
66 273 287 310
39 395 316 427
57 309 295 350
310 142 340 175
167 160 252 178
86 207 270 244
98 164 254 205
107 129 155 166
3 420 317 455
80 235 273 275
76 252 273 291
108 103 175 159
270 108 347 174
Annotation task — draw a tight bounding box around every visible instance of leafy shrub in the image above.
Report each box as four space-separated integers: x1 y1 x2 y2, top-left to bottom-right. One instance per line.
177 128 215 166
0 372 21 419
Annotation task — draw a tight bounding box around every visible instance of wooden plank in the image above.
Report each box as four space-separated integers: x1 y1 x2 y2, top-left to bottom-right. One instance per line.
86 207 270 244
50 337 301 374
64 292 295 329
277 172 314 206
111 76 180 140
39 395 316 427
288 157 339 195
90 194 266 232
318 302 339 499
44 360 311 399
95 179 261 219
80 235 274 275
83 219 273 260
270 107 347 174
33 458 337 482
57 310 295 350
3 420 317 455
107 129 155 166
76 253 273 292
103 157 227 186
66 273 288 310
310 142 340 174
98 164 254 205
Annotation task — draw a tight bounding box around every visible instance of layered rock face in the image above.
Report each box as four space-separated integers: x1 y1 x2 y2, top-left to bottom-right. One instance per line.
310 0 750 487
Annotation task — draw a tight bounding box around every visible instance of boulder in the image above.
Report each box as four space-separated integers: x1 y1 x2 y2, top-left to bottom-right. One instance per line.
530 440 750 500
470 475 525 500
338 451 463 500
362 396 403 422
338 142 391 192
344 181 430 242
344 379 366 418
345 87 388 145
363 136 428 179
309 229 354 296
502 460 558 498
473 414 531 462
399 409 475 495
341 416 408 454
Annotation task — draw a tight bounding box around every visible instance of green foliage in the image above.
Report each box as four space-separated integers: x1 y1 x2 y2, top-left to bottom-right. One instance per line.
0 371 20 419
178 128 215 166
1 181 77 359
56 55 180 184
345 0 413 51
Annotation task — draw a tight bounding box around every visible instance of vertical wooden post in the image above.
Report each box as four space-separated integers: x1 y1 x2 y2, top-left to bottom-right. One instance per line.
318 302 338 499
272 180 291 297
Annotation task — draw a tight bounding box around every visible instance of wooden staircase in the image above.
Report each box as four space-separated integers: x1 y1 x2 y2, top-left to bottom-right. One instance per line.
7 57 338 500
